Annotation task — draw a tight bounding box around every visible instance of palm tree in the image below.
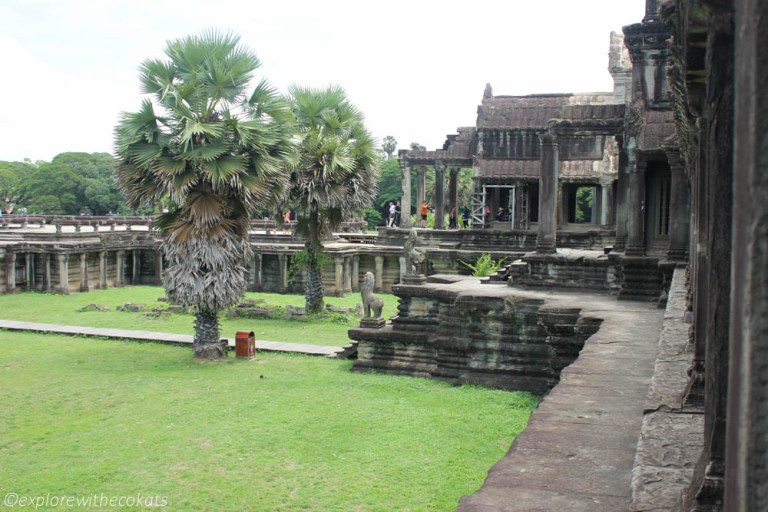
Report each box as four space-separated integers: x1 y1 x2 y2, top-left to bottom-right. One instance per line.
114 31 296 359
287 85 379 312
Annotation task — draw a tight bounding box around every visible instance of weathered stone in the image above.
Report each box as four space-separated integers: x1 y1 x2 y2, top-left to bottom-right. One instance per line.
78 303 109 312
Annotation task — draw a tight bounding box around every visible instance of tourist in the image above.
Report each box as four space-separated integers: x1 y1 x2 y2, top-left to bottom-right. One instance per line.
394 201 401 227
420 201 428 228
388 201 396 227
449 206 458 229
462 206 470 228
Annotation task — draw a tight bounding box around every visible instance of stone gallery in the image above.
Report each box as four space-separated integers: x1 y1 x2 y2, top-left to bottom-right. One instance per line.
0 0 765 510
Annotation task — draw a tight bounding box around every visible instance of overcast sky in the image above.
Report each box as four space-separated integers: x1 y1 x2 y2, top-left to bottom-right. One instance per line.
0 0 646 163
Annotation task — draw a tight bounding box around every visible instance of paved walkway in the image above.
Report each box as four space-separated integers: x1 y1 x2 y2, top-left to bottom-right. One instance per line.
0 319 342 357
457 294 666 511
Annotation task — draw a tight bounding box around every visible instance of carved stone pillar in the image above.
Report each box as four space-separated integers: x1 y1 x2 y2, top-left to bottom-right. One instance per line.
399 159 411 227
666 147 690 261
57 254 70 294
79 253 89 292
99 251 107 289
6 250 16 292
343 256 352 294
625 157 647 256
253 254 262 291
132 250 141 285
277 254 288 293
434 160 446 229
614 141 629 250
537 131 559 253
374 256 384 292
115 250 125 287
154 251 163 285
25 253 34 290
448 167 459 218
44 254 52 292
351 255 360 291
398 256 406 281
417 166 426 212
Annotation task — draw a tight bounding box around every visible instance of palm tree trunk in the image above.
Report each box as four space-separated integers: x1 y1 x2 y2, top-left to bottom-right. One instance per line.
305 207 325 313
193 310 227 359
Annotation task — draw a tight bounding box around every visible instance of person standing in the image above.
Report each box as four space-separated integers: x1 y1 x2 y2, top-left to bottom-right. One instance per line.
462 206 470 228
388 201 396 227
394 201 401 227
449 206 457 228
420 201 428 228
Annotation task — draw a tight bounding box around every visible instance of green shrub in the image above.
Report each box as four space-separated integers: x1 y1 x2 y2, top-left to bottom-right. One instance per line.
459 253 507 277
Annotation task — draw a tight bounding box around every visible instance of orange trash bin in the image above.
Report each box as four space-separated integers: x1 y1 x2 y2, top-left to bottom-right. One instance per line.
235 331 256 358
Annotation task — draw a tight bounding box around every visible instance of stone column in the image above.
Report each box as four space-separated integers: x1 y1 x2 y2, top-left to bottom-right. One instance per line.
115 250 125 287
154 251 163 285
374 256 384 292
448 167 459 218
433 160 446 229
398 256 407 281
99 251 107 289
25 253 34 290
625 158 647 256
6 250 16 292
417 167 426 212
57 254 70 294
277 254 288 293
614 141 629 250
601 180 616 227
666 147 690 261
253 254 262 291
333 256 344 296
399 158 411 227
132 250 141 285
343 256 352 293
79 253 89 292
351 255 360 291
44 254 52 292
536 131 559 253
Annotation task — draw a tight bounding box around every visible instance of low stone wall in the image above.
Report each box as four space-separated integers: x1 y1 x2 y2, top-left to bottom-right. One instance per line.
629 266 703 510
349 276 603 394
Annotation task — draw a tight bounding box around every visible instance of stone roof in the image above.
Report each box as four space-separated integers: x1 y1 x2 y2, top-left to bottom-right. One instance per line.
478 94 625 130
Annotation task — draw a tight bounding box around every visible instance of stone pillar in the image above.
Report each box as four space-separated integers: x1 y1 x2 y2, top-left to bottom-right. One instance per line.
333 256 344 296
44 254 52 292
277 254 288 293
253 254 262 291
99 251 107 289
79 253 89 292
115 250 125 287
417 167 426 212
343 256 352 294
351 255 360 291
25 253 34 290
374 255 384 292
399 159 411 227
433 160 446 229
601 180 616 227
6 250 16 292
536 131 559 253
154 251 163 285
57 254 70 294
132 250 141 285
448 167 459 218
625 158 647 256
614 141 629 250
666 147 690 261
398 256 407 281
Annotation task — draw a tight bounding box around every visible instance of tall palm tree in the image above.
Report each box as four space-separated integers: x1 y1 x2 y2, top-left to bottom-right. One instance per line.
287 85 379 312
114 31 296 359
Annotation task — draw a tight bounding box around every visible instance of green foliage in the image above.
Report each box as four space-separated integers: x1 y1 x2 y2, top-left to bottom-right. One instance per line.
0 331 537 511
575 186 594 223
364 207 383 230
459 253 507 277
288 249 327 284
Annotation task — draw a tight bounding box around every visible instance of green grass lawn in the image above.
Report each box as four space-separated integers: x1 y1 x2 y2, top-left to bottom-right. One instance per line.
0 332 537 511
0 286 399 346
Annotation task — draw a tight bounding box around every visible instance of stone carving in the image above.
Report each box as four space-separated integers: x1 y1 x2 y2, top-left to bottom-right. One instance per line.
361 272 383 318
404 229 426 275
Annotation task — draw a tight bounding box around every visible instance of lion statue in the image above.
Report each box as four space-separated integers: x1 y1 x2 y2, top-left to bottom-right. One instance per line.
404 229 426 275
361 272 384 318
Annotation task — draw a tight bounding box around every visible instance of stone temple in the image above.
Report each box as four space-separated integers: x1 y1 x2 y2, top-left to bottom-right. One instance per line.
0 0 765 509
